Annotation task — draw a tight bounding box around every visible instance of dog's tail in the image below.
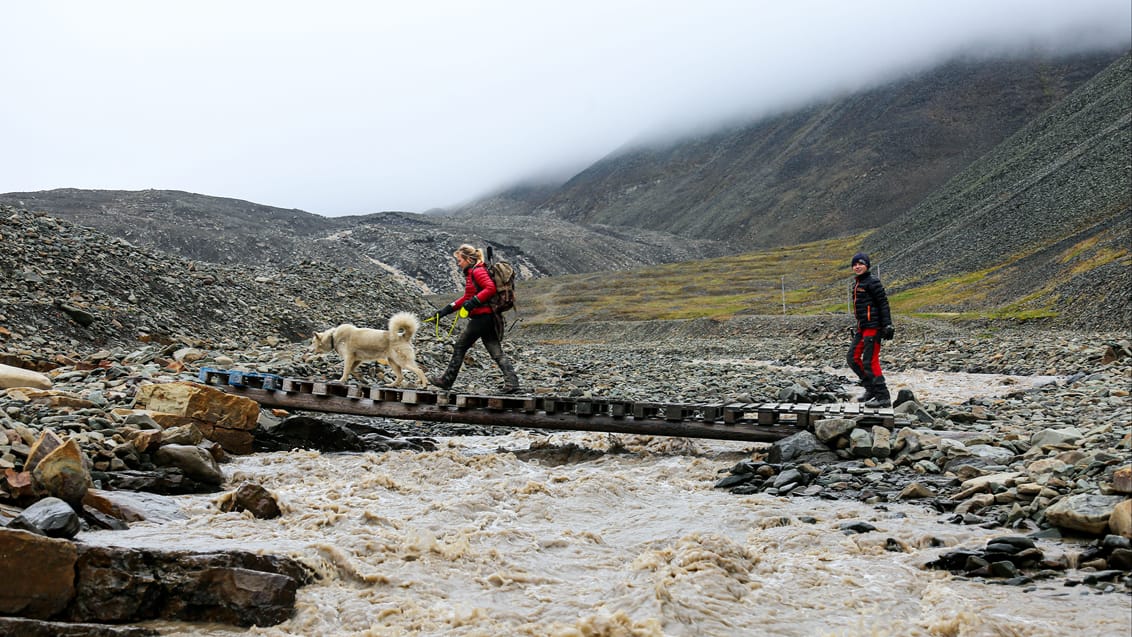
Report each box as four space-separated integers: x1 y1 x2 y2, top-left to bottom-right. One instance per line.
388 312 420 341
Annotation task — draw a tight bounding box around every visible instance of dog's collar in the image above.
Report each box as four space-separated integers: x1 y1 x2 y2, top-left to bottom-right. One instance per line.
329 332 335 350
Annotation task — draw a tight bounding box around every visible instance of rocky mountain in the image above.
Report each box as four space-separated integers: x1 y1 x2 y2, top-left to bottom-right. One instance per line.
0 206 437 352
864 52 1131 329
462 51 1123 246
0 190 730 294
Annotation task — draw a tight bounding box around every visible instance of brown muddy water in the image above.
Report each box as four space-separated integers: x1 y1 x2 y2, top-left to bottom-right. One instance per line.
77 427 1131 637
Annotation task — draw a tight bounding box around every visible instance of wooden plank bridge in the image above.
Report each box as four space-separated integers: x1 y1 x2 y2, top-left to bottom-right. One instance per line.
199 368 902 444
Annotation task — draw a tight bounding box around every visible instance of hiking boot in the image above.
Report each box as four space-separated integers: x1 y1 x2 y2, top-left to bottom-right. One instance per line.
428 375 453 390
856 380 875 403
428 356 462 390
863 376 891 407
497 357 520 394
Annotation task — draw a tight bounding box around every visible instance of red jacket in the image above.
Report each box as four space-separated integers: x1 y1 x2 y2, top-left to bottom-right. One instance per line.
452 262 496 316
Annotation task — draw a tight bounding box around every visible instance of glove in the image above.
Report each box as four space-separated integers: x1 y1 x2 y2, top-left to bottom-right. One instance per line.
882 325 895 341
461 296 481 311
431 304 456 321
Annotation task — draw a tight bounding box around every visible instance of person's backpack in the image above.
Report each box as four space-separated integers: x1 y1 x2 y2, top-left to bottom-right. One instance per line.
484 246 515 313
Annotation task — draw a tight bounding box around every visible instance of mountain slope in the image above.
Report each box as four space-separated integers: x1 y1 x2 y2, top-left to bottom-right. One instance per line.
0 189 732 294
863 52 1131 329
523 51 1122 248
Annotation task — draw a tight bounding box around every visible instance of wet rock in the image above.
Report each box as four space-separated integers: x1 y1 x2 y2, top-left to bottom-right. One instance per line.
152 444 223 486
0 529 76 619
1044 494 1128 535
70 545 313 627
0 617 158 636
92 467 216 496
253 415 367 452
812 418 855 443
767 431 837 464
82 488 187 524
840 521 877 534
218 483 282 519
11 496 80 538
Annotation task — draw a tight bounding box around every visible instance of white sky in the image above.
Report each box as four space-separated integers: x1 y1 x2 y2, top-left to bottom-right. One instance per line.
1 1 1128 216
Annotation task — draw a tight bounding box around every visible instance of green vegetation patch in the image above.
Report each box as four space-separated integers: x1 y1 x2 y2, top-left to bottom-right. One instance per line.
522 234 870 324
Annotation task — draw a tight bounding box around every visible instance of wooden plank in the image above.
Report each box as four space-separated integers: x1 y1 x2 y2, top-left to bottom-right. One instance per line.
281 378 310 394
721 405 743 424
374 388 400 402
701 404 727 422
790 404 814 428
455 394 494 409
757 403 780 426
400 390 438 405
664 404 689 422
540 397 575 414
633 403 661 419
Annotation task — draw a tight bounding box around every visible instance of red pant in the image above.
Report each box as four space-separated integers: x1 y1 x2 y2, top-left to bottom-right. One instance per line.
848 327 883 380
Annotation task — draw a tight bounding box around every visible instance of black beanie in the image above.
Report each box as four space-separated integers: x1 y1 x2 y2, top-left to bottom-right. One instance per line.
851 252 870 269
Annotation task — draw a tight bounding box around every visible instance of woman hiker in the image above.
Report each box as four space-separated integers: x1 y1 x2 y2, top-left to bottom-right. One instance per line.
847 252 895 407
427 244 520 394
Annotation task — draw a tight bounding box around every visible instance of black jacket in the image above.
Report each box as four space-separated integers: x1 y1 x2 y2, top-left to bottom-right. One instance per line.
852 272 891 330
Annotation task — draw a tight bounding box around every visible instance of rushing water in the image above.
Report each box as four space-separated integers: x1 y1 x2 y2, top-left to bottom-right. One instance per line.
78 427 1131 637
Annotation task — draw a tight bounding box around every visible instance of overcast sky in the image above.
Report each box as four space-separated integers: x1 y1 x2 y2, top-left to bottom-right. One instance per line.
1 1 1128 217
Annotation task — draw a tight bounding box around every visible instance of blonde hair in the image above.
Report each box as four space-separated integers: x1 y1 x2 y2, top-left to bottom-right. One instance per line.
454 244 484 264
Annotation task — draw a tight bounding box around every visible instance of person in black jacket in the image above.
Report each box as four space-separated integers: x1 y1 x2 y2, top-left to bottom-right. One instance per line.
847 252 895 407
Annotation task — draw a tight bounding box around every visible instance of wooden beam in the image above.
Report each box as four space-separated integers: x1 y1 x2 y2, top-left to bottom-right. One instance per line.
221 386 799 443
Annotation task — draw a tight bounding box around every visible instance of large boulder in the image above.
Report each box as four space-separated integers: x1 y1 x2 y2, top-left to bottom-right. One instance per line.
71 545 313 626
134 382 259 454
30 438 91 505
10 497 80 539
0 529 76 619
1044 493 1128 535
0 363 52 389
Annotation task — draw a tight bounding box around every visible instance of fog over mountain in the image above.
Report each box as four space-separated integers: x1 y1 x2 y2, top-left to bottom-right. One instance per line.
1 1 1129 215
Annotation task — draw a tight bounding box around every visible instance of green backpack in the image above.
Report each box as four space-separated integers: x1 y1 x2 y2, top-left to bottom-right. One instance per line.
484 248 515 313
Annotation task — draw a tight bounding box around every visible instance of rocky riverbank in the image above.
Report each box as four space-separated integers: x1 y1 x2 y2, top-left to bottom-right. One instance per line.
2 311 1131 631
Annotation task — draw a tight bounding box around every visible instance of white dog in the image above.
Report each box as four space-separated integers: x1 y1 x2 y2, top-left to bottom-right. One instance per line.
310 312 427 387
